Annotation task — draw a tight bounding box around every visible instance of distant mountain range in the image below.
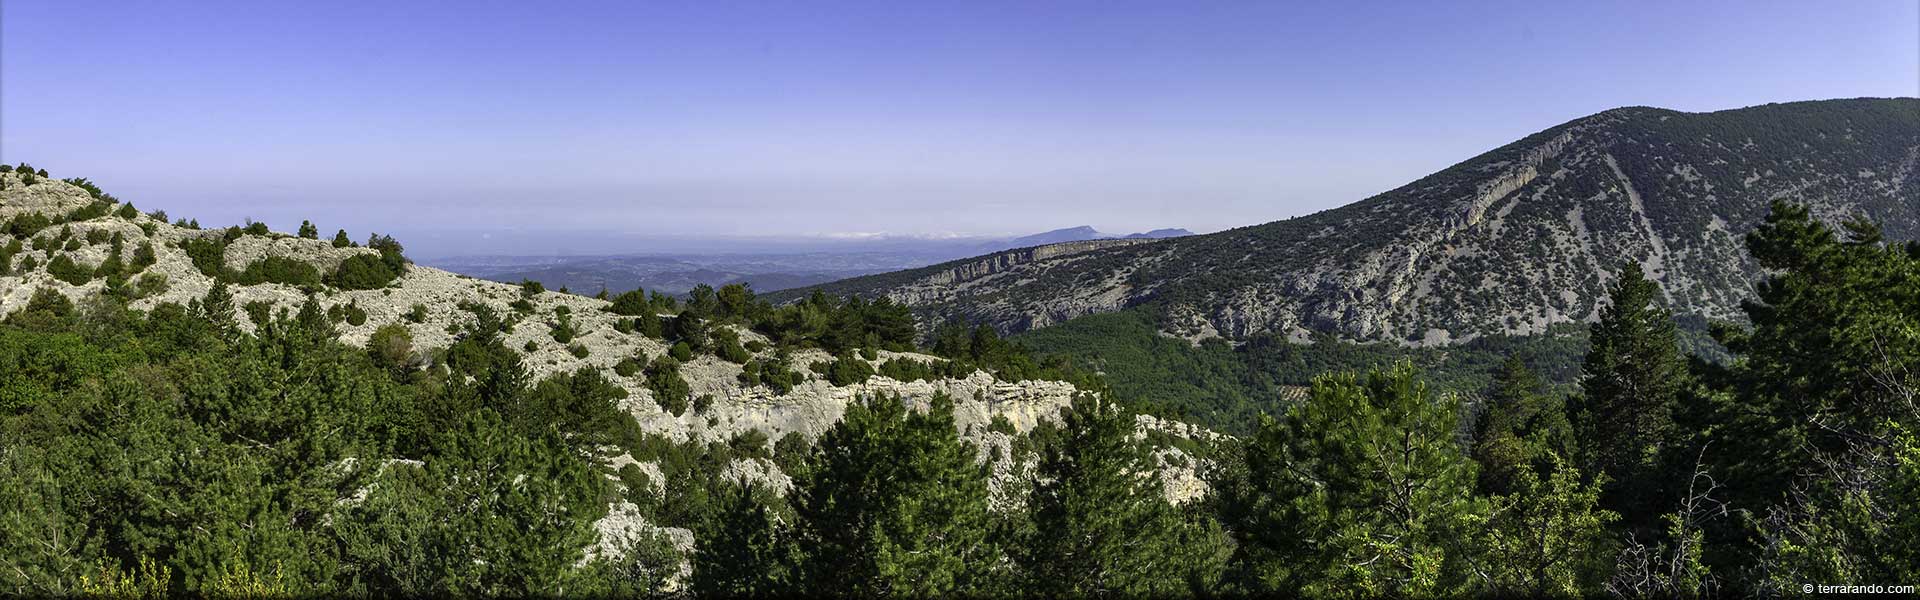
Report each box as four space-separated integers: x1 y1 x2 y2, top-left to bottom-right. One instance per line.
1003 226 1192 248
771 98 1920 345
425 225 1193 294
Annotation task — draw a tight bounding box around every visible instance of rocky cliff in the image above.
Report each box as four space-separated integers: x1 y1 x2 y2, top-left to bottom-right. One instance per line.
781 98 1920 345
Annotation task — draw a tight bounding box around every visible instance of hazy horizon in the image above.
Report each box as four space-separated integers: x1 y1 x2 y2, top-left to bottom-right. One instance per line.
4 0 1916 257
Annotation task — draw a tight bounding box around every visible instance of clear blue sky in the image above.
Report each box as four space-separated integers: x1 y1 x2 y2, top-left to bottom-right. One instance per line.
4 0 1916 256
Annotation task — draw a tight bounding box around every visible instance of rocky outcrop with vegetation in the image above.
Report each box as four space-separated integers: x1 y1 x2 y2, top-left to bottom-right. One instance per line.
783 98 1920 345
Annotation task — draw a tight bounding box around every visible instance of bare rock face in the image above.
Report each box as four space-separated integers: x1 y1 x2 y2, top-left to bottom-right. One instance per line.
774 99 1920 346
582 501 695 590
221 234 377 273
0 174 92 220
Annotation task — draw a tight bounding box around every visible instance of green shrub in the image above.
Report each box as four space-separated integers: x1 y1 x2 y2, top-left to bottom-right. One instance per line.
181 237 229 278
6 288 73 328
815 353 875 387
64 177 107 199
329 254 401 290
86 229 111 245
328 301 368 326
244 220 270 236
5 213 52 237
114 203 138 220
331 229 352 248
633 311 664 339
524 339 540 352
0 239 21 274
615 356 645 377
570 343 590 358
669 342 693 361
362 322 415 372
46 254 93 285
93 253 125 280
132 242 156 269
647 357 691 416
237 256 322 286
406 303 428 323
718 340 752 364
740 357 801 394
551 313 577 344
365 233 403 257
713 329 752 364
243 300 274 326
878 358 939 382
298 221 318 239
132 272 170 299
609 289 651 316
521 279 545 296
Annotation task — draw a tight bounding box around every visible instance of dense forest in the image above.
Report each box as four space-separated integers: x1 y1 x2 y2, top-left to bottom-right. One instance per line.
1015 310 1592 434
2 190 1917 597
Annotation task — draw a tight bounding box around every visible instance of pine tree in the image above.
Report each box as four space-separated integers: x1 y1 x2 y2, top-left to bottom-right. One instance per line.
1473 357 1576 495
416 410 606 596
792 394 1001 595
1479 459 1619 597
1572 261 1686 526
692 483 802 597
634 310 664 339
298 220 318 239
1220 363 1486 597
1024 393 1228 595
197 279 236 328
1695 203 1920 588
331 229 352 248
608 289 650 316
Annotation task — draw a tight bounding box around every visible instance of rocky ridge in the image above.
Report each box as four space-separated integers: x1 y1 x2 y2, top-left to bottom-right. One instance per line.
0 171 1213 583
782 98 1920 345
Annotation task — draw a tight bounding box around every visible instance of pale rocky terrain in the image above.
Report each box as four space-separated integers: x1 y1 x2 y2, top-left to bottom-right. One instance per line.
0 172 1216 587
780 99 1920 346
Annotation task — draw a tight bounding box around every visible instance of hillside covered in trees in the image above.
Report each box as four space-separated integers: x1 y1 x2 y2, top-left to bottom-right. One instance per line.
2 163 1916 598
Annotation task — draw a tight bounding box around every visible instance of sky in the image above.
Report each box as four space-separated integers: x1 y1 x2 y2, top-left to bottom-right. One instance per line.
3 0 1916 257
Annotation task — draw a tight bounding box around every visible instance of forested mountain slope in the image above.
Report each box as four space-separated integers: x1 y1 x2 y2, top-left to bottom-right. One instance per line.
781 98 1920 344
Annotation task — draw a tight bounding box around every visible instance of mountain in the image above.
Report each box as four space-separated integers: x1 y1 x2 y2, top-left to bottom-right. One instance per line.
773 98 1920 344
1001 225 1193 248
423 225 1194 297
0 169 1213 591
0 170 1146 449
1004 225 1103 247
426 253 877 295
1125 228 1195 239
